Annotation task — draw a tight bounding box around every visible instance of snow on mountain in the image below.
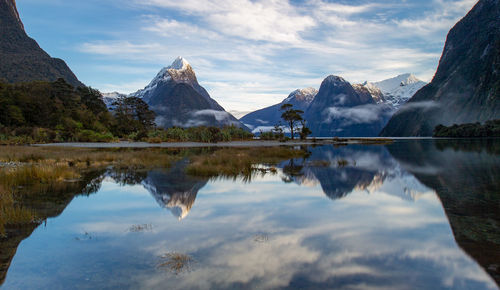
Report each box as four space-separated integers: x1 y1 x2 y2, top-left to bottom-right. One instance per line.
240 87 318 132
101 91 126 108
361 74 427 108
283 87 318 104
129 56 191 103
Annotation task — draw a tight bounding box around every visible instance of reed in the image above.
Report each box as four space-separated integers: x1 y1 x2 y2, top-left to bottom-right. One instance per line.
186 147 308 178
0 186 36 236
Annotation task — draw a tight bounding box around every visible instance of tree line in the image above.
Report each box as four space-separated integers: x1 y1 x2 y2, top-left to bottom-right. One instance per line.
0 79 252 144
433 120 500 137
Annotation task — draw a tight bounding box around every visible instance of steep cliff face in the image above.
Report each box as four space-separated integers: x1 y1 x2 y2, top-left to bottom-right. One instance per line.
305 75 390 137
380 0 500 136
0 0 82 87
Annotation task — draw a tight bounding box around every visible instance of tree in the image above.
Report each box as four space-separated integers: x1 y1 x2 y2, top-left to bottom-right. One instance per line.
280 103 308 140
299 119 312 140
112 96 156 137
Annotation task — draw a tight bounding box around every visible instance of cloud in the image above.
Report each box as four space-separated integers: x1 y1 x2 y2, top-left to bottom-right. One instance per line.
80 41 164 56
139 0 316 44
324 104 390 125
396 100 440 114
192 109 234 122
76 0 477 111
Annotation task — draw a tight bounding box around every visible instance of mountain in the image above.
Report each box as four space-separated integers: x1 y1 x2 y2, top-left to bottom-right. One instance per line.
380 0 500 136
305 75 391 137
101 92 126 108
130 57 246 129
0 0 82 87
357 74 427 109
386 139 500 284
142 161 208 220
240 87 318 133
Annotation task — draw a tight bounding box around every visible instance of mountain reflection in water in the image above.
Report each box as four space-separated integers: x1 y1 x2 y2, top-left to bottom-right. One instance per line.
0 140 498 289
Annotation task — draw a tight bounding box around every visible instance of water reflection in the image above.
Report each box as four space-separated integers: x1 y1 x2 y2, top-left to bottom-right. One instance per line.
0 141 499 289
143 161 207 220
387 139 500 284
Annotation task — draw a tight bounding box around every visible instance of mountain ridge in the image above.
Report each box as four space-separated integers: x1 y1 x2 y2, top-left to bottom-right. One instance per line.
380 0 500 136
129 57 246 129
0 0 83 87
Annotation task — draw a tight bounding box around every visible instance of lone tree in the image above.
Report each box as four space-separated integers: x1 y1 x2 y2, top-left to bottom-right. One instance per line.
280 103 309 140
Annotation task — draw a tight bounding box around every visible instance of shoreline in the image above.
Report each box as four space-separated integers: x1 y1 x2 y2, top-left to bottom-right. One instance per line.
32 138 397 148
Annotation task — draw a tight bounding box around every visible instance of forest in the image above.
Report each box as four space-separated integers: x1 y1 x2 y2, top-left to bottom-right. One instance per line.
0 79 252 144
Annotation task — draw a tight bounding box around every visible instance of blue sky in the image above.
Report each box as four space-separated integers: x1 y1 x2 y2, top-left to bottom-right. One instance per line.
17 0 477 113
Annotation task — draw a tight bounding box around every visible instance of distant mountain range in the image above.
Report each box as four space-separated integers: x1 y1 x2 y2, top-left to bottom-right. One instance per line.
2 0 496 137
108 57 247 129
240 87 318 132
241 74 426 136
381 0 500 136
0 0 82 87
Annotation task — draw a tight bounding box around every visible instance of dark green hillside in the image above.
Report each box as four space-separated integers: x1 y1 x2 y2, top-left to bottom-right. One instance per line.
433 120 500 137
0 79 117 142
0 0 83 87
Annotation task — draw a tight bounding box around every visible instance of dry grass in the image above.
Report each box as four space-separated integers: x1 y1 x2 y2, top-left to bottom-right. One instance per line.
0 185 36 236
347 138 394 145
185 147 308 179
0 146 184 236
157 252 194 274
0 146 180 169
0 164 80 189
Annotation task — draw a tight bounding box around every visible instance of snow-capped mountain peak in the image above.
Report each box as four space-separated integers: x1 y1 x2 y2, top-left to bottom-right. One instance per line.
130 56 198 103
360 73 427 109
283 87 318 104
102 91 126 108
169 56 190 70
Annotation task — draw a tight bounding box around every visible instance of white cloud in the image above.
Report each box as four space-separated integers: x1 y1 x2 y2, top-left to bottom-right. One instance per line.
139 0 316 44
324 104 390 125
192 109 234 122
77 0 477 111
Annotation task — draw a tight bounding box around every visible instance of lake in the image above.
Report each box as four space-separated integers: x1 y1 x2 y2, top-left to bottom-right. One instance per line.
0 139 499 289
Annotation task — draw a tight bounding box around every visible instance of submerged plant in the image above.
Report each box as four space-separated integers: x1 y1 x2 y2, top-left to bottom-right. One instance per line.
157 252 194 274
129 224 153 232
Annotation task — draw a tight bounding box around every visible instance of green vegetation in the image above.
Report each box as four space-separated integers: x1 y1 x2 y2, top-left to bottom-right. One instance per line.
146 125 253 143
0 79 121 143
434 120 500 137
111 96 156 140
280 103 311 140
259 125 286 141
0 79 254 144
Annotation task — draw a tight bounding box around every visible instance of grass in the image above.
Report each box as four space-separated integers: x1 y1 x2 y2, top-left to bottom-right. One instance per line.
0 146 309 236
0 146 181 170
0 185 36 237
157 252 194 274
0 146 183 237
0 164 80 189
185 147 309 179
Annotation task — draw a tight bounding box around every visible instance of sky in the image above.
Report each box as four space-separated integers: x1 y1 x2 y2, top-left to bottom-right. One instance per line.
17 0 477 114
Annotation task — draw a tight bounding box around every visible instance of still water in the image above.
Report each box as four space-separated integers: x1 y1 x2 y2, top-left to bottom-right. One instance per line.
1 140 499 289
